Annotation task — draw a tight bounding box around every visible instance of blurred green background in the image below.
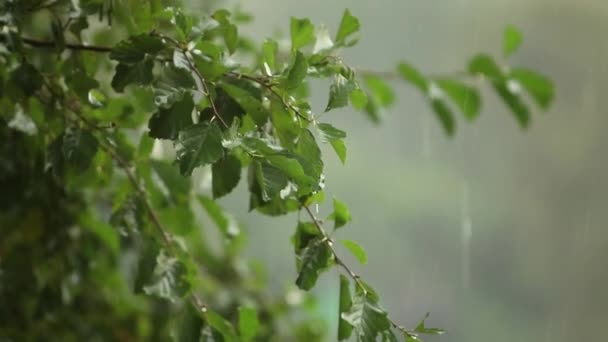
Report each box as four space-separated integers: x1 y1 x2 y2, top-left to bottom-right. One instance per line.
204 1 608 341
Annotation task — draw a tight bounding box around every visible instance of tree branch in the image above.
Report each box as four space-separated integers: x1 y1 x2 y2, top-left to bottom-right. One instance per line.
22 37 112 53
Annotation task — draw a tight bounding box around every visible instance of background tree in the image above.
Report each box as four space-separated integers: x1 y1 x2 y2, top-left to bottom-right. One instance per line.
0 0 552 341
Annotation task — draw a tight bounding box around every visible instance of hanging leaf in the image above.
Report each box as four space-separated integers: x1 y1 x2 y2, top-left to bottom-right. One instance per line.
148 94 194 140
285 51 308 90
396 62 428 94
435 79 481 120
212 154 242 198
363 75 395 107
111 60 155 92
340 239 368 265
338 275 354 340
238 307 260 341
175 122 224 176
329 197 352 229
326 74 356 111
110 34 165 63
295 238 333 290
509 68 554 109
430 98 455 136
503 25 523 57
342 289 391 341
414 312 445 336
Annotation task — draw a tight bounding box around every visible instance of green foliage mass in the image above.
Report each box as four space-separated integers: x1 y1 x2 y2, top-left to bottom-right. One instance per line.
0 0 552 341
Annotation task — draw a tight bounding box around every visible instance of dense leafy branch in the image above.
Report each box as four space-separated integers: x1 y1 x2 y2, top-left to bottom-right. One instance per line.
0 1 553 341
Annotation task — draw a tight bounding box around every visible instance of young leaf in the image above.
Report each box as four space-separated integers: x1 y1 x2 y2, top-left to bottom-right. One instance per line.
509 68 554 109
143 249 190 302
175 122 224 176
335 9 360 46
212 155 242 198
330 197 352 229
286 51 308 90
317 123 347 141
414 312 446 336
290 17 315 51
396 62 428 94
435 79 481 120
148 95 194 140
349 88 368 110
338 275 354 340
238 307 260 341
340 239 368 265
503 25 523 57
330 139 347 164
262 39 278 72
62 128 98 171
295 238 333 290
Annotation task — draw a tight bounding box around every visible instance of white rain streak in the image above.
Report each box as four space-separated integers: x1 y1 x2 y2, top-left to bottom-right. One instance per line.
460 181 473 289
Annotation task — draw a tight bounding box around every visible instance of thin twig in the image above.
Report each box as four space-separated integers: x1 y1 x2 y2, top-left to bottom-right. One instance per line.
303 205 419 337
227 72 311 122
22 37 112 52
303 205 366 291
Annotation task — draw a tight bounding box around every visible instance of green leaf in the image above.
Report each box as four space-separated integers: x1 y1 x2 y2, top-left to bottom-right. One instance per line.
262 39 278 72
326 74 356 111
212 155 242 198
198 195 238 238
330 139 347 164
318 123 346 141
295 238 333 290
338 275 354 340
468 54 504 80
435 79 481 120
224 23 239 54
290 17 315 51
172 306 203 342
110 34 165 63
335 9 360 46
342 291 391 341
330 197 351 229
430 99 455 136
396 62 428 94
414 312 445 335
206 310 239 342
62 127 98 171
238 307 260 341
175 122 224 176
363 75 395 107
221 83 269 126
509 68 554 109
148 95 194 140
503 25 523 57
292 221 321 254
143 249 190 302
285 51 308 90
340 239 368 265
111 60 155 92
493 82 530 128
349 88 368 110
248 159 289 207
294 129 323 193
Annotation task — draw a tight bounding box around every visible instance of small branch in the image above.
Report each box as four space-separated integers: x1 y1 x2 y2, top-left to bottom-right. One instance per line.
227 72 311 122
357 68 491 83
303 206 366 291
56 93 209 314
183 52 229 129
22 37 112 53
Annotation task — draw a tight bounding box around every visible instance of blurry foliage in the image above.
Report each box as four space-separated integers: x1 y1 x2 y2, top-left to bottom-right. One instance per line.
0 0 552 340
